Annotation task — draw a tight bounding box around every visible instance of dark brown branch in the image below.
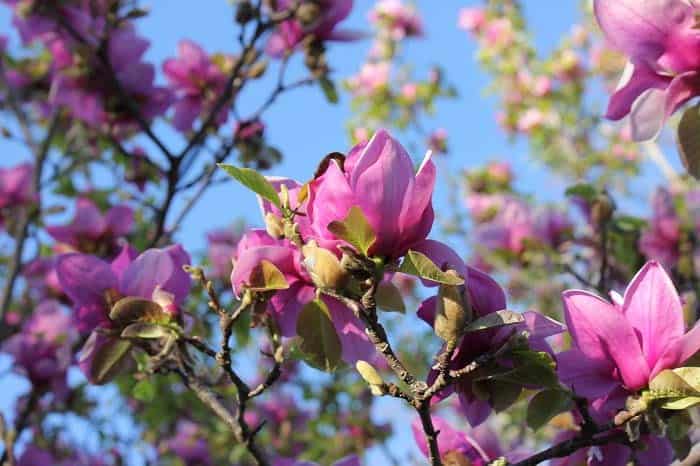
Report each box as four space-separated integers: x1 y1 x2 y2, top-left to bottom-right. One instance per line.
0 388 40 465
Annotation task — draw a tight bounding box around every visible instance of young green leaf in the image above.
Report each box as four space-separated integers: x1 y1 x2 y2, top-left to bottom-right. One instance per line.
218 164 282 208
89 338 133 385
464 310 524 333
398 250 465 285
483 350 558 388
661 396 700 410
121 322 171 340
327 206 376 256
296 299 342 372
319 77 339 104
247 259 289 291
132 379 156 402
374 281 406 313
678 104 700 179
527 389 573 431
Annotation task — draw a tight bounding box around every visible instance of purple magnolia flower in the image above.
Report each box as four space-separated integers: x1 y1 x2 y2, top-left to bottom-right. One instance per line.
46 198 134 254
415 239 564 426
266 0 361 57
411 416 489 465
594 0 700 140
231 229 373 364
306 129 436 260
639 188 681 268
163 40 229 132
557 261 700 426
17 446 57 466
164 421 212 466
274 457 360 466
2 300 78 397
550 429 672 466
0 163 36 227
206 227 242 279
56 243 190 333
50 27 172 133
22 257 63 300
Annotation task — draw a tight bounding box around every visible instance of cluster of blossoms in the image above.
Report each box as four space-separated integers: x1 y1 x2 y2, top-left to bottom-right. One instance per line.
457 1 640 177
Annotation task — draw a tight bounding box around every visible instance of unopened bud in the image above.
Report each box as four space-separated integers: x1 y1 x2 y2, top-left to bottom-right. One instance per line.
590 192 615 226
434 271 470 342
296 2 321 26
302 241 349 290
235 1 255 24
356 360 386 396
265 212 285 239
247 59 268 79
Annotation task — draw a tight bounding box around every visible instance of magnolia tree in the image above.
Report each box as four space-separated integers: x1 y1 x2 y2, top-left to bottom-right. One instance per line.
3 0 700 465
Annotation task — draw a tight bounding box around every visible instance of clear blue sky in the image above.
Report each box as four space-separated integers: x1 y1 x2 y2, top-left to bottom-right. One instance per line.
2 1 647 464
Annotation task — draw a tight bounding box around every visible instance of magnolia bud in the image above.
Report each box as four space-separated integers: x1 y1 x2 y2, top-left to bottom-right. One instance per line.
265 212 285 239
296 2 321 26
590 192 615 226
356 360 386 396
434 270 470 342
235 0 255 24
302 241 349 290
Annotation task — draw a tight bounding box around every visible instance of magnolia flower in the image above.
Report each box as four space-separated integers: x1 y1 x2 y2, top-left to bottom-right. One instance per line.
231 229 373 364
0 162 35 209
369 0 423 40
266 0 360 57
2 300 78 397
307 129 436 260
206 227 242 278
56 243 190 333
411 416 489 465
639 188 681 268
414 240 564 425
164 421 212 466
557 261 700 425
346 62 391 96
273 456 360 466
163 40 229 132
46 198 133 254
594 0 700 140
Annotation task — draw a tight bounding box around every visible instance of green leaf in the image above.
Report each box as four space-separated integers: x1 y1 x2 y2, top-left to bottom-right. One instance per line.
319 77 339 104
527 389 573 431
89 337 133 385
565 183 597 202
218 164 281 208
375 281 406 313
464 310 524 333
488 380 523 412
121 322 171 340
327 206 376 256
678 104 700 179
483 350 558 388
398 250 465 285
296 299 342 372
109 297 166 326
661 396 700 410
649 368 700 399
247 259 289 292
132 379 156 402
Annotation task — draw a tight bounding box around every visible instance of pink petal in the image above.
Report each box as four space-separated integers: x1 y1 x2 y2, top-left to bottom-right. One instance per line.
622 261 684 369
605 61 670 121
557 349 618 399
56 254 116 308
105 205 134 237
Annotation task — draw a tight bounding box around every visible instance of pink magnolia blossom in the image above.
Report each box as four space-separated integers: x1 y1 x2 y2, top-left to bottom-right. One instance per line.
411 416 489 465
369 0 423 40
594 0 700 140
56 243 190 333
458 7 486 34
164 421 212 466
346 62 391 96
557 261 700 427
307 129 435 260
414 240 564 426
265 0 360 58
0 162 35 211
206 227 242 278
550 429 672 466
274 456 360 466
639 188 681 268
2 300 78 396
46 198 134 254
163 40 229 132
231 229 373 364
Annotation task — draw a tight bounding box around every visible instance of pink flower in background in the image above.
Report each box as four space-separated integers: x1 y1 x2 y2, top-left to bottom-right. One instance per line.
231 229 374 364
411 416 489 465
163 40 229 132
594 0 700 140
164 421 212 466
639 188 681 268
22 257 63 301
557 262 700 428
206 227 242 278
427 128 448 154
266 0 360 57
234 119 266 142
484 17 514 49
369 0 423 40
485 161 513 185
414 240 564 426
346 62 391 96
307 129 435 260
46 198 134 254
2 300 78 396
0 162 35 209
458 7 486 34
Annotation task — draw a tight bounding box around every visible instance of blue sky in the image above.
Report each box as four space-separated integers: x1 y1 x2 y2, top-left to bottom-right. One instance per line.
0 1 642 464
